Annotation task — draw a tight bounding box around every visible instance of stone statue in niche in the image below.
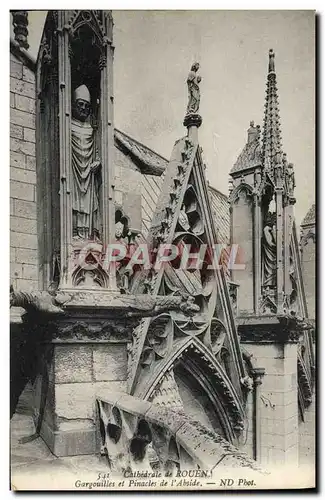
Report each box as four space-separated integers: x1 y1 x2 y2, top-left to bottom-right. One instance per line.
262 212 277 287
71 84 101 240
186 62 201 115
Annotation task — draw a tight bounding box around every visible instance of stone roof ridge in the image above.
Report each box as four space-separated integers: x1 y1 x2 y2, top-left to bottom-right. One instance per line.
208 183 229 201
114 128 169 176
301 203 316 226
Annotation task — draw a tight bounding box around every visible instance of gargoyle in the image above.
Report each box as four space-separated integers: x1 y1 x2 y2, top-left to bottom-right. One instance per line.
125 294 200 318
10 286 65 315
10 286 199 318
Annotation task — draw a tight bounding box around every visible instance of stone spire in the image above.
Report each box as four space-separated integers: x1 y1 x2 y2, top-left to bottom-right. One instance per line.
262 49 283 176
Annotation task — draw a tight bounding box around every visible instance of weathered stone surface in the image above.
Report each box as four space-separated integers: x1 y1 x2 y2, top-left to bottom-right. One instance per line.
33 374 56 429
11 262 23 279
95 381 127 398
54 346 93 384
22 65 35 84
56 416 94 431
11 108 35 129
10 92 15 108
23 127 36 143
55 383 96 421
25 155 36 171
261 373 296 392
15 247 38 265
10 124 23 140
145 404 186 435
115 164 142 195
10 180 34 202
93 344 127 382
15 94 36 115
50 426 97 457
10 137 35 157
14 278 39 291
55 381 126 421
10 77 35 99
10 168 36 185
22 263 38 280
13 199 36 219
10 151 26 169
115 393 151 415
10 59 23 79
10 231 37 250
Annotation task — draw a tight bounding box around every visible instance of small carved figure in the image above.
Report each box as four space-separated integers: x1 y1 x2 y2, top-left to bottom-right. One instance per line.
240 375 253 391
186 62 201 115
286 163 295 196
71 84 101 240
262 213 277 287
178 204 190 231
115 220 125 240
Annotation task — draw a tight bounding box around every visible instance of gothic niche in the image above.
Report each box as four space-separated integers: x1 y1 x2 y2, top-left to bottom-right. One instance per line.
37 11 60 290
37 11 116 290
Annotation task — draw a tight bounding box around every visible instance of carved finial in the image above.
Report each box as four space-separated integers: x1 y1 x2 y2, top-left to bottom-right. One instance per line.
268 48 275 74
183 62 202 129
12 11 29 50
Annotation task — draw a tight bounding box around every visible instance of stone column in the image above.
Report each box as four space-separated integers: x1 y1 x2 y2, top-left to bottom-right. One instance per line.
239 318 300 469
251 367 265 463
247 342 298 468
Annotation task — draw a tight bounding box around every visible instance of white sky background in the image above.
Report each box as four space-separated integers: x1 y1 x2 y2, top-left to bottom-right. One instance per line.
25 10 315 226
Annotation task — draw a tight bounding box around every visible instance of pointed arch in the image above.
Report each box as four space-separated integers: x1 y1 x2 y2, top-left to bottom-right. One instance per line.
135 336 246 443
229 183 254 205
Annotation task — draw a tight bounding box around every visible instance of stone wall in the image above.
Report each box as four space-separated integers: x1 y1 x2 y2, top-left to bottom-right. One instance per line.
298 395 315 467
10 52 38 291
33 340 128 456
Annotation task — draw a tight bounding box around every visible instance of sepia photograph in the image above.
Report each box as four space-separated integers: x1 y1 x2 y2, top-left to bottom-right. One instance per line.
9 8 316 491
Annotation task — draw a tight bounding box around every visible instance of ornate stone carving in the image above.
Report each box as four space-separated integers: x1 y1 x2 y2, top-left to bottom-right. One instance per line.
238 313 310 343
12 11 29 50
10 288 64 315
10 287 199 319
